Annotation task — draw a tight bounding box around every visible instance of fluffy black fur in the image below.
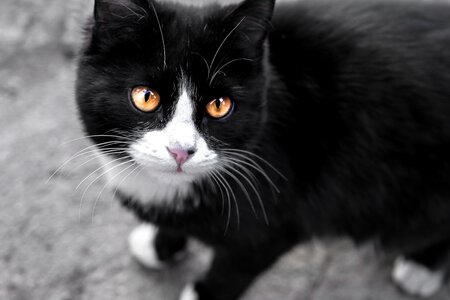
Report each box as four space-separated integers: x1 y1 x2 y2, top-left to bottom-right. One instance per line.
76 0 450 299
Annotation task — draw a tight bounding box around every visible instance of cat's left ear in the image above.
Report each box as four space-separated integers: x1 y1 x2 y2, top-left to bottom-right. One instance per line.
227 0 276 45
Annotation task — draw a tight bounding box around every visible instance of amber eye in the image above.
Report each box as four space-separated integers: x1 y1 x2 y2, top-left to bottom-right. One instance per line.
206 97 233 119
131 86 161 112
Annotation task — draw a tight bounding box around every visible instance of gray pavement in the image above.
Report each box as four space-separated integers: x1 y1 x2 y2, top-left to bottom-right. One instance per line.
1 0 449 299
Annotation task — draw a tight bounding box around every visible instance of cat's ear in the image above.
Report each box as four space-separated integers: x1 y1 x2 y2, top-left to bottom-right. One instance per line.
227 0 276 44
94 0 151 23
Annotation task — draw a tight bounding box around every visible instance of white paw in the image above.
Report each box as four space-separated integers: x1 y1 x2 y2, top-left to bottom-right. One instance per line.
179 284 198 300
128 224 166 269
392 257 444 298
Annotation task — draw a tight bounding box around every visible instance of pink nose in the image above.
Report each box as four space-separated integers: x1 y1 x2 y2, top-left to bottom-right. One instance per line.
167 148 195 166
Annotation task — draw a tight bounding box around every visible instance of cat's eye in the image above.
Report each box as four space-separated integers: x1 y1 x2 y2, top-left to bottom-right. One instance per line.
131 86 161 112
206 97 233 119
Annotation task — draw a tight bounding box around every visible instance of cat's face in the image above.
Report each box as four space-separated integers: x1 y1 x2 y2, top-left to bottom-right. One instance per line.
76 0 275 201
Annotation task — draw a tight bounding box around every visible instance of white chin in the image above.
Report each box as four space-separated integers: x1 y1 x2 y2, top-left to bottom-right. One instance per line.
100 156 199 205
147 167 198 183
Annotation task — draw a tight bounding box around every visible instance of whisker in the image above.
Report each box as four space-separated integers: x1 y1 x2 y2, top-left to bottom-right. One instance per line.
150 2 167 70
222 155 281 193
116 2 147 19
67 149 130 178
222 149 287 180
192 52 211 78
78 158 133 221
112 164 144 201
211 171 231 234
222 161 269 225
46 141 128 183
207 171 224 214
91 161 138 222
210 58 253 85
218 166 257 220
75 156 131 191
209 17 246 80
46 142 118 183
215 170 239 229
221 157 262 198
62 134 134 144
69 148 130 173
221 157 259 186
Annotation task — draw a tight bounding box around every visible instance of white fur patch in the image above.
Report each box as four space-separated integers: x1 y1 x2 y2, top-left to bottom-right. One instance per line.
100 87 218 205
179 284 199 300
392 257 444 298
99 153 193 205
130 89 217 180
128 223 166 269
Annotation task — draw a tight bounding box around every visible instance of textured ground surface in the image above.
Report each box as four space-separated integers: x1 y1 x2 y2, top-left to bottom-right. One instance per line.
1 0 449 299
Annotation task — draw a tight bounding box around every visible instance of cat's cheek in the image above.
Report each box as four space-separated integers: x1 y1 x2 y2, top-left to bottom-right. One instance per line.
129 131 175 170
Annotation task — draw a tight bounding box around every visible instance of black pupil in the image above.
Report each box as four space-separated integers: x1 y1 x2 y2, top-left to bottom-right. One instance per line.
144 91 151 102
215 98 222 109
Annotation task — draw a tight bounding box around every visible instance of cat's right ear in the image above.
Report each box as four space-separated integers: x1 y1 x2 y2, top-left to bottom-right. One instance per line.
94 0 151 23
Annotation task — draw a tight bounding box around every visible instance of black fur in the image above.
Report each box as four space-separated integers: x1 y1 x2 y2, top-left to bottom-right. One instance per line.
76 0 450 299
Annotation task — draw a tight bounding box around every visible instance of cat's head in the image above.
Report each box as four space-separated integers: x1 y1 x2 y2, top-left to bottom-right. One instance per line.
76 0 275 198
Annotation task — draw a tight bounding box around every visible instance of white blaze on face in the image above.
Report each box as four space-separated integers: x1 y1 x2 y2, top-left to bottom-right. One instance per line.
165 89 198 150
100 87 218 204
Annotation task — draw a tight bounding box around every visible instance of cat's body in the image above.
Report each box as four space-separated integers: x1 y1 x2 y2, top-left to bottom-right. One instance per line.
76 0 450 299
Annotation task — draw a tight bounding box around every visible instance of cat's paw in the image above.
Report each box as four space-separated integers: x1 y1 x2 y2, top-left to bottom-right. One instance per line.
179 284 199 300
129 224 166 269
392 257 445 298
128 224 186 270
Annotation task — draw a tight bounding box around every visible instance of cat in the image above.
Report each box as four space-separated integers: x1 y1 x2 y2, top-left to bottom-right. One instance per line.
75 0 450 299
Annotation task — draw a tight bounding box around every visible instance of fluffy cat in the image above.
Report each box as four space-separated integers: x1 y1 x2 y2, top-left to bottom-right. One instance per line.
76 0 450 299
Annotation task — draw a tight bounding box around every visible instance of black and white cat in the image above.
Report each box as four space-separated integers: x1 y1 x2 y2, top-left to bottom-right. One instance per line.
76 0 450 299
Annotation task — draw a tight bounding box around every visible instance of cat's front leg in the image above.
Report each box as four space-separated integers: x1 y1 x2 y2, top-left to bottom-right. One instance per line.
180 240 295 300
129 223 187 269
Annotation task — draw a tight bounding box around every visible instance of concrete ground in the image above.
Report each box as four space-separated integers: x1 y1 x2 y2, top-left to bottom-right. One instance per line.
1 0 449 299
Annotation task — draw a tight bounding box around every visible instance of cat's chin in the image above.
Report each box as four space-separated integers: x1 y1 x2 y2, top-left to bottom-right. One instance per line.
146 167 199 184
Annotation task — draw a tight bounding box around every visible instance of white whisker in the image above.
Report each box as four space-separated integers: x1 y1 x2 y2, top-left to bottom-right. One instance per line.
222 155 281 193
221 157 259 186
150 2 167 70
68 148 129 173
222 149 287 180
47 141 128 183
116 3 143 18
62 134 134 144
219 166 257 220
78 158 133 221
215 171 239 229
208 171 225 215
91 161 138 222
223 162 269 225
112 165 144 201
209 17 246 80
211 171 231 234
210 58 253 84
46 142 132 184
76 156 131 191
192 52 211 78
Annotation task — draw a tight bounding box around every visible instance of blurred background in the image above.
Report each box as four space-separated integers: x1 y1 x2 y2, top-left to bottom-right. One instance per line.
0 0 449 299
